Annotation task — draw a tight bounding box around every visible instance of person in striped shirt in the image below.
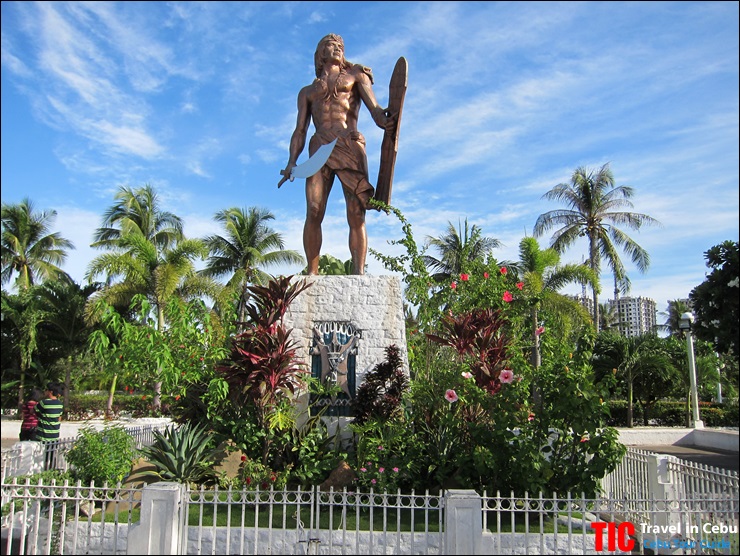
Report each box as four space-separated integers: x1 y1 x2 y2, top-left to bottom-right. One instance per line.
36 382 64 468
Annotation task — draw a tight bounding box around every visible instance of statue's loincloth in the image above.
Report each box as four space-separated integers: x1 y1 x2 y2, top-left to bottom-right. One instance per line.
309 130 374 200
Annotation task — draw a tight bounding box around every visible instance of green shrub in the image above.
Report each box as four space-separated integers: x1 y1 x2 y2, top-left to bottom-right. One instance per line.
64 392 163 420
66 425 137 485
605 400 739 427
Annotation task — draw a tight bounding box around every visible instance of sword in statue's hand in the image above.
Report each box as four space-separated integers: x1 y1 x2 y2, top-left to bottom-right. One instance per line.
278 139 337 188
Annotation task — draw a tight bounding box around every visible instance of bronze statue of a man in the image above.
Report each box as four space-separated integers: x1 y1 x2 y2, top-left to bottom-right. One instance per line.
278 34 395 275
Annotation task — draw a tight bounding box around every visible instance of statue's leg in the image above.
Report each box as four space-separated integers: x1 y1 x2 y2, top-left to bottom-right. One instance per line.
305 171 333 274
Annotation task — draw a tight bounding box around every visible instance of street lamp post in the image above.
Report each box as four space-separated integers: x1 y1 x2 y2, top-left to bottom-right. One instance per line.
679 312 704 429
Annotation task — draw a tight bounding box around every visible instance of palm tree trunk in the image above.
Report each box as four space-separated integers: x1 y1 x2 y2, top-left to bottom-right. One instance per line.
530 306 542 407
590 233 600 331
64 355 72 412
627 372 633 428
107 374 118 419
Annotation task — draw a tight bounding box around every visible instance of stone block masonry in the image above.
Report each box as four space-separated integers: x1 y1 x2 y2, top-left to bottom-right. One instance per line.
283 275 409 383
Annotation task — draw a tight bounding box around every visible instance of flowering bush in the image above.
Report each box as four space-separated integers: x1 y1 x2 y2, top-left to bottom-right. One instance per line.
234 456 292 490
369 202 625 496
354 458 403 492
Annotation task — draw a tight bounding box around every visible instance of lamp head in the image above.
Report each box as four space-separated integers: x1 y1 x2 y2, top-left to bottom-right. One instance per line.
679 312 694 330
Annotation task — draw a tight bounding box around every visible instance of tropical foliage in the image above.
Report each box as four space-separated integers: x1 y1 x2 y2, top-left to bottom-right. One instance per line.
136 422 221 485
201 206 304 324
690 240 739 358
1 197 74 291
3 182 735 498
533 163 661 328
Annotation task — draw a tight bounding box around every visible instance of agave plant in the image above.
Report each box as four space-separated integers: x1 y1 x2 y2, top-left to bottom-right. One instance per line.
136 422 220 485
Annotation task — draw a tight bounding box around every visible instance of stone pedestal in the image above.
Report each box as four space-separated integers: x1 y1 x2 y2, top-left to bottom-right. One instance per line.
283 275 408 430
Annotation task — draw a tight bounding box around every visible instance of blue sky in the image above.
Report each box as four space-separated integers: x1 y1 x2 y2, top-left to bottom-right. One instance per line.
2 1 738 314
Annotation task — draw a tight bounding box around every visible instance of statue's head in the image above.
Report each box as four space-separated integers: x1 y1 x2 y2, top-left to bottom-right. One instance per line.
314 34 348 77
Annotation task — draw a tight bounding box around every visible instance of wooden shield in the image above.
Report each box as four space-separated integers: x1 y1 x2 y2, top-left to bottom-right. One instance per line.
374 57 408 205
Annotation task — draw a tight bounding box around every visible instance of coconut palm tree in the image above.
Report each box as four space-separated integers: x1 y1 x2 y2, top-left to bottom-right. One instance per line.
533 163 661 329
515 237 597 405
656 299 692 338
200 207 304 325
87 185 215 408
92 184 182 252
1 198 74 291
423 219 502 283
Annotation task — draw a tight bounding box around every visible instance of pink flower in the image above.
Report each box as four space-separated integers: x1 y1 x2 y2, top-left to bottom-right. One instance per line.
502 291 513 303
516 282 524 290
393 467 399 473
500 370 514 383
371 479 377 484
500 267 507 275
377 446 384 451
462 371 473 379
379 467 385 473
483 272 489 279
535 326 545 336
450 281 457 290
360 467 367 472
445 389 458 403
460 273 469 281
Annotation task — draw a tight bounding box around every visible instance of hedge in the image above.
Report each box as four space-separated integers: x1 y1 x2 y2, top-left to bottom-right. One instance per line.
606 400 739 428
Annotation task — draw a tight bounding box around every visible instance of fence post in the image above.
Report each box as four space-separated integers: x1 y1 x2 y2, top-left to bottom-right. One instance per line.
647 454 682 532
444 489 482 555
126 482 186 555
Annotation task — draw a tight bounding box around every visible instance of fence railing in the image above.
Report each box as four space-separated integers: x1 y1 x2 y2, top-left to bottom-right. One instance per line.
1 424 169 482
3 480 738 555
2 442 738 555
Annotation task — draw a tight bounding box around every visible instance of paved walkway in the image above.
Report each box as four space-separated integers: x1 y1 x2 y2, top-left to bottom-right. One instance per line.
629 444 738 472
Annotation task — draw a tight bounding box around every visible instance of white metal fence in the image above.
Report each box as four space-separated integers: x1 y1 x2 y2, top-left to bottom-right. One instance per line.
1 424 166 481
2 445 738 555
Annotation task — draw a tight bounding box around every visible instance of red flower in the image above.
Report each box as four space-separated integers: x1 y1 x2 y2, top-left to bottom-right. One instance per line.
241 455 247 462
141 395 146 400
460 273 469 281
516 282 524 290
503 291 513 302
483 272 489 279
174 395 180 401
500 267 507 275
450 281 457 290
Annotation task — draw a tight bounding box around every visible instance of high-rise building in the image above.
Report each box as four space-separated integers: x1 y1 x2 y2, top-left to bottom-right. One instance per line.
610 296 657 337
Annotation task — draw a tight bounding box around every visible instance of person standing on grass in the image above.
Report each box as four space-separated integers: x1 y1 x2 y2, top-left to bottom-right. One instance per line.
36 382 64 467
19 387 43 441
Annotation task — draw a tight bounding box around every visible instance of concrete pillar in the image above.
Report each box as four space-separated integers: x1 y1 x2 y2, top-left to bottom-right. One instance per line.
126 482 185 555
647 454 682 532
444 489 482 555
